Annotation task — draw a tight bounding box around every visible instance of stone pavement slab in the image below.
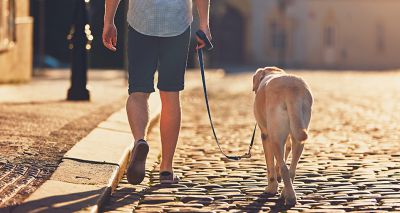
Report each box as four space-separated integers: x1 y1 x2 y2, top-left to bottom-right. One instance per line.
63 128 133 164
103 71 400 212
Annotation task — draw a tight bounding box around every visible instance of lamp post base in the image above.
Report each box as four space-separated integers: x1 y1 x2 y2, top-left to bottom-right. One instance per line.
67 87 90 101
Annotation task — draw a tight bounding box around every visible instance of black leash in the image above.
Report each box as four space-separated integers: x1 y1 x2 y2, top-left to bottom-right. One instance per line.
196 30 257 161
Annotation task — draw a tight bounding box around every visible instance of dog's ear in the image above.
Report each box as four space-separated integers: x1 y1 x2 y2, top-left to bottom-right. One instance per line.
265 66 285 73
252 69 266 93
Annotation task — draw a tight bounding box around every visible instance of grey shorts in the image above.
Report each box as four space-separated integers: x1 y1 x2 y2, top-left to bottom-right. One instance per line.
128 26 191 94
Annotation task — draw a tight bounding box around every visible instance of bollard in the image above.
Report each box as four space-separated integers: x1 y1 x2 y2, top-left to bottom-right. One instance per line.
67 0 93 101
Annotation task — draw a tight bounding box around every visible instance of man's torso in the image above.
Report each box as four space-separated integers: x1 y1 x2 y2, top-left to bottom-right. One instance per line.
128 0 193 37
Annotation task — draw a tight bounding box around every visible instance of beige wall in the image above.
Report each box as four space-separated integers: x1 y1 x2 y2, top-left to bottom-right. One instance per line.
0 0 33 83
245 0 400 69
297 0 400 69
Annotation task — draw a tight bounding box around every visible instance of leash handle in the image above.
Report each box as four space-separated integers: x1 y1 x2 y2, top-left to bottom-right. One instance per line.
196 33 257 161
196 30 213 50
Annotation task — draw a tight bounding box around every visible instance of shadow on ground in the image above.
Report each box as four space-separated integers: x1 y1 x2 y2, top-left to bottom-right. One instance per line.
1 187 105 213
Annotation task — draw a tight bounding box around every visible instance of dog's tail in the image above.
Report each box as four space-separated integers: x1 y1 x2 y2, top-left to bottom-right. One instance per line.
286 96 308 142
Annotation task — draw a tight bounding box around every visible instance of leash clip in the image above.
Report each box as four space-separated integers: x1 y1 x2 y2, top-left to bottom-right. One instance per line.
227 152 251 161
241 152 252 159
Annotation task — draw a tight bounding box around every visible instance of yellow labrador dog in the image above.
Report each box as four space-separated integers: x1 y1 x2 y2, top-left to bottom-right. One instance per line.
253 67 313 205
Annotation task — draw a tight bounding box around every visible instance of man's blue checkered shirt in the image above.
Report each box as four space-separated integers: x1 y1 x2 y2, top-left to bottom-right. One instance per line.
128 0 193 37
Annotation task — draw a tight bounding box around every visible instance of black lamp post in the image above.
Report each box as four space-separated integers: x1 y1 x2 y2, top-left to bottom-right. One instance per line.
67 0 93 101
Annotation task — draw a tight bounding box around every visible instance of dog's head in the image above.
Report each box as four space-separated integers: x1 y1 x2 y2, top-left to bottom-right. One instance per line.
252 67 285 93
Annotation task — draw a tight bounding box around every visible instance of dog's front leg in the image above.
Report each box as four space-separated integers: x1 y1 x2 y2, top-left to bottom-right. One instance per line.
261 133 278 195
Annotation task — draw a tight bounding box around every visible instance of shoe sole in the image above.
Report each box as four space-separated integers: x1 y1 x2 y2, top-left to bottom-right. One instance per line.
160 174 180 184
126 142 149 185
160 179 179 184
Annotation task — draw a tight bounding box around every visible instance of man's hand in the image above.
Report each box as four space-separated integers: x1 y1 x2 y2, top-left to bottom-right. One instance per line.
196 25 212 50
103 23 118 52
195 0 211 50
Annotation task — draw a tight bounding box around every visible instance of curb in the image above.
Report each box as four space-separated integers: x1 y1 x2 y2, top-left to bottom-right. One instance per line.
91 97 161 213
14 93 161 213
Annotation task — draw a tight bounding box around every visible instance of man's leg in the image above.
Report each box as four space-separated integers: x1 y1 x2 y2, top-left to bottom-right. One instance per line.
159 91 181 172
126 26 158 142
125 26 158 185
126 92 150 143
157 27 190 182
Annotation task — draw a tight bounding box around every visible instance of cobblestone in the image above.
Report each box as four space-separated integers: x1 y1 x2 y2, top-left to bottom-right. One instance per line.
104 71 400 212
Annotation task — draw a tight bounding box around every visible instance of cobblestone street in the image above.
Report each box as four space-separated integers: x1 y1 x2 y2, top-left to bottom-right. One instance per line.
104 71 400 212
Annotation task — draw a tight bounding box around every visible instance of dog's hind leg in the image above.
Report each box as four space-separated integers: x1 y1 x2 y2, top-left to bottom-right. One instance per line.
271 141 296 206
261 132 278 194
276 136 291 183
289 136 304 182
268 110 296 206
289 102 311 181
285 137 292 162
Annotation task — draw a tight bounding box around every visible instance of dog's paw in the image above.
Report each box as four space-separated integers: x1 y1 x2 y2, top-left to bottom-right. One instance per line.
265 183 278 195
285 196 297 206
284 189 297 206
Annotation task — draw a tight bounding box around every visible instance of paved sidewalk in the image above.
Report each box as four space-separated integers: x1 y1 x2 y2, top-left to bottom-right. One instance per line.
0 70 128 208
104 71 400 212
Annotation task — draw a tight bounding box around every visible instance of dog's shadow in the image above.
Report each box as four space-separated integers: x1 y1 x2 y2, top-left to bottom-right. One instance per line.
238 192 294 213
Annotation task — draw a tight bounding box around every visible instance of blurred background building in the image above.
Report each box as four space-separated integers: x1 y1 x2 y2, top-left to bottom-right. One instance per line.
1 0 400 83
212 0 400 70
0 0 33 83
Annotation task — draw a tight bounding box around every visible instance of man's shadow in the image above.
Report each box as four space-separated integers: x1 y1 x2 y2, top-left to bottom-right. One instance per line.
101 182 179 212
2 187 104 213
1 184 295 212
104 186 296 212
237 192 293 213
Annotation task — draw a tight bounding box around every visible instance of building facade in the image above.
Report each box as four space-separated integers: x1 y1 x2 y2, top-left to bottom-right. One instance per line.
0 0 33 83
212 0 400 70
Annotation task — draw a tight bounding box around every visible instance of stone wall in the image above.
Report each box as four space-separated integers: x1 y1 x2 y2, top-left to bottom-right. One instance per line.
232 0 400 69
0 0 33 83
302 0 400 69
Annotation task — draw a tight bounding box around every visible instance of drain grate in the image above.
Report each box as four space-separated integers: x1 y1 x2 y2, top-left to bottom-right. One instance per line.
0 163 46 208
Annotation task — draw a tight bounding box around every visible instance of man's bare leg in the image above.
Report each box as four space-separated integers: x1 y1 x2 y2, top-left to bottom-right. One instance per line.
159 91 181 173
126 92 150 143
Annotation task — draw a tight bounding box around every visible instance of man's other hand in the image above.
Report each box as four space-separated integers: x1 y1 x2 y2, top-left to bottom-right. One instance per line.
103 24 118 52
196 25 212 50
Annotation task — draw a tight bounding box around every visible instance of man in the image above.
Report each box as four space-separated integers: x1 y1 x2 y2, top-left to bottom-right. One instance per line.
103 0 211 184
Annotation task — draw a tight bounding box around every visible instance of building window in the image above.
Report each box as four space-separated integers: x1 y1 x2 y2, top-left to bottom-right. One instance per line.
270 21 286 50
0 0 16 52
376 24 385 53
324 26 335 48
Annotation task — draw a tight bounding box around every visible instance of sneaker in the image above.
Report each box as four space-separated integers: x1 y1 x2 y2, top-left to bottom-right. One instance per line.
126 139 149 185
160 171 180 184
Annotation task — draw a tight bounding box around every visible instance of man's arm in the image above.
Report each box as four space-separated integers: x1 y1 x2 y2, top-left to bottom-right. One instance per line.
103 0 121 51
194 0 212 49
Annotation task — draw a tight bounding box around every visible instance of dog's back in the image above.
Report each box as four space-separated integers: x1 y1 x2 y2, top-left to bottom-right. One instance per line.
255 74 313 142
